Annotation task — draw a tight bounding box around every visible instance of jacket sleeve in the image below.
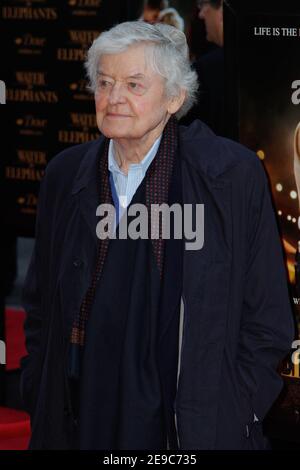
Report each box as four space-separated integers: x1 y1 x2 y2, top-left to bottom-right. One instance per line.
20 175 49 416
236 156 296 422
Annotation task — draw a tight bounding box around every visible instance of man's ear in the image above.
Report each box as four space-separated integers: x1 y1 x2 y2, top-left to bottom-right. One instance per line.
167 89 186 115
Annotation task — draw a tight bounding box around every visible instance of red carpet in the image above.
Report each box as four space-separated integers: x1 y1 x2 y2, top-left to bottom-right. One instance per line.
4 306 27 371
0 307 31 449
0 407 30 450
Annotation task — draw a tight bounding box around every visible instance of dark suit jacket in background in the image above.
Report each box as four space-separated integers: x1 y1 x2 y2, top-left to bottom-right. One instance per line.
180 47 225 136
20 120 295 449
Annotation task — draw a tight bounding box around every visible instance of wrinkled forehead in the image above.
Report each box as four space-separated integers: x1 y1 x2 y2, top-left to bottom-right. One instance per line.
97 43 158 79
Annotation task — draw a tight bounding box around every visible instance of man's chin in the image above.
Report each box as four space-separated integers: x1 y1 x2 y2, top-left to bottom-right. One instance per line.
99 127 132 140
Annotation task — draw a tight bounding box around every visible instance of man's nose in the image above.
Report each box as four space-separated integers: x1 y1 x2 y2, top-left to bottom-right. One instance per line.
108 82 126 105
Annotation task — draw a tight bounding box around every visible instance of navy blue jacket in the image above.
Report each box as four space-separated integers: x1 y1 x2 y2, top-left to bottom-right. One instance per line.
20 120 295 449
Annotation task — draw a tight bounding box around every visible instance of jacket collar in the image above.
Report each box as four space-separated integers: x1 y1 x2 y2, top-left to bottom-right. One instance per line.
179 119 240 181
71 135 106 196
69 121 234 255
71 119 236 196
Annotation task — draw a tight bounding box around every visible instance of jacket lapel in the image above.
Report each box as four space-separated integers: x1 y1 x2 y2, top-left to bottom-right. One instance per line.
71 136 105 248
60 137 105 341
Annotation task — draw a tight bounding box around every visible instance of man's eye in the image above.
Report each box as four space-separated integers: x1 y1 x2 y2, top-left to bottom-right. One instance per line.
128 82 143 93
98 80 112 89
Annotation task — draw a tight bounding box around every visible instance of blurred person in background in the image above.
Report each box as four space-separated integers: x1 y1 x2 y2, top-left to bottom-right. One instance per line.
140 0 169 24
158 7 184 31
199 0 223 47
180 0 225 135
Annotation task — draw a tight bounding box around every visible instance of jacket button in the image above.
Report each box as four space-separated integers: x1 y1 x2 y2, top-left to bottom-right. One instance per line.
73 259 82 268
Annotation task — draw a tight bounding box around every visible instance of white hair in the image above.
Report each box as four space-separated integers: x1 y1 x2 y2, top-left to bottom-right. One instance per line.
84 21 198 119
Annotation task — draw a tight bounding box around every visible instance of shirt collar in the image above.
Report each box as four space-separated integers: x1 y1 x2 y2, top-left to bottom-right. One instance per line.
108 134 162 177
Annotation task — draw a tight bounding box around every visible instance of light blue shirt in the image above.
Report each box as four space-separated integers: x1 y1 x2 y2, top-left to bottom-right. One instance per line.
108 135 162 210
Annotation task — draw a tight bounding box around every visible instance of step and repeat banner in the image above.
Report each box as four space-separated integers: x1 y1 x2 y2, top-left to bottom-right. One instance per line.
0 0 143 236
225 0 300 442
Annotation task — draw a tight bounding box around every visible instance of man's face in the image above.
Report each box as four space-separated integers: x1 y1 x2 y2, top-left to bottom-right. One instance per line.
95 44 175 142
198 2 223 47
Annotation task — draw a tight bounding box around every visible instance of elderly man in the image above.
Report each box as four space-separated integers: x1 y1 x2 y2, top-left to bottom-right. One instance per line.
20 21 294 450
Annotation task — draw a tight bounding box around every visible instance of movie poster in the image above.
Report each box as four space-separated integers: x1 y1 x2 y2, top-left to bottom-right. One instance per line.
224 0 300 439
